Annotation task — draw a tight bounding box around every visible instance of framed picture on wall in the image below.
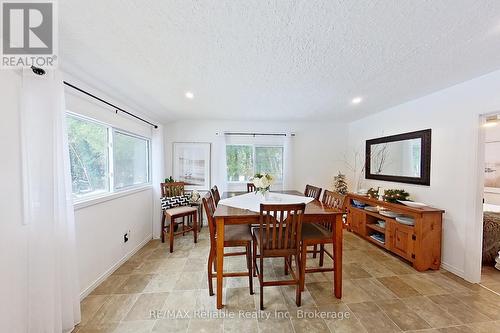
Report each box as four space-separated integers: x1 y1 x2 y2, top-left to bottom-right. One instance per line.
172 142 211 190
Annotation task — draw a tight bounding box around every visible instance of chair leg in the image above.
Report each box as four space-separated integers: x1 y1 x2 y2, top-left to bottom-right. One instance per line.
252 237 257 277
246 243 254 295
319 244 325 267
259 256 264 310
198 208 203 232
193 214 198 244
182 217 186 236
312 244 318 258
169 217 174 253
161 213 166 243
284 257 289 275
207 249 214 296
300 244 307 291
213 236 217 272
295 254 302 307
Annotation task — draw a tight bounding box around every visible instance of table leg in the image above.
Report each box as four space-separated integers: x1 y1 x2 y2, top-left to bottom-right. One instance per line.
333 214 342 298
216 217 224 309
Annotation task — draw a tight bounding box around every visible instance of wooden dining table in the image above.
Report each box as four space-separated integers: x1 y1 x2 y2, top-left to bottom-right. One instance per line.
213 190 345 309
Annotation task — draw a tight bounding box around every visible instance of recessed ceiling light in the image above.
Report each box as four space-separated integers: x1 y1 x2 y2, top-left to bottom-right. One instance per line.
185 91 194 99
351 97 362 104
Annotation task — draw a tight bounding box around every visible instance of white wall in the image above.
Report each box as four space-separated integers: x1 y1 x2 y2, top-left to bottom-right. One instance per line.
75 189 153 296
348 69 500 283
0 69 160 333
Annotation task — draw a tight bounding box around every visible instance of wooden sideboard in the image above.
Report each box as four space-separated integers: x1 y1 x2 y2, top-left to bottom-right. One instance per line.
346 193 444 271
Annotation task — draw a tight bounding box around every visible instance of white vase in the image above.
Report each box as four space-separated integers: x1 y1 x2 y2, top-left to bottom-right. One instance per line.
257 190 270 202
264 191 270 201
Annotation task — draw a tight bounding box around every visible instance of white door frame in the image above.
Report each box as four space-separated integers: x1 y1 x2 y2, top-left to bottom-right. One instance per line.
464 114 485 283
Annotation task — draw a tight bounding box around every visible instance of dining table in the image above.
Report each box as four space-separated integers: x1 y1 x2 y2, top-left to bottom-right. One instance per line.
213 190 345 309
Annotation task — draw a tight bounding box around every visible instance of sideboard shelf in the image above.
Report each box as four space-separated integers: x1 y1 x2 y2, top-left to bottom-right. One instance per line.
366 223 386 234
347 193 444 271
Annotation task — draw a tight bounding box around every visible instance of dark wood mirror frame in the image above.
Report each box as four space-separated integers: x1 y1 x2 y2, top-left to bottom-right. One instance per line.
365 129 431 186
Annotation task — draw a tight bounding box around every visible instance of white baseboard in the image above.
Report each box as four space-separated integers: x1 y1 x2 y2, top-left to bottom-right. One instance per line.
440 262 466 280
79 234 153 300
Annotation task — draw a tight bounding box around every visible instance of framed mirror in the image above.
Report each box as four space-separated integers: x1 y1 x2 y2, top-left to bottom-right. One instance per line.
365 129 431 185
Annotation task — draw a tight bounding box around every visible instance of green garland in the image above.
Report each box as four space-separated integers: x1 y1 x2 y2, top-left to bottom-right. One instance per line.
367 187 380 199
382 189 410 203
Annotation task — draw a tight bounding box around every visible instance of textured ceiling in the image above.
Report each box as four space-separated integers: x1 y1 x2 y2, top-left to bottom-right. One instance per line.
60 1 500 123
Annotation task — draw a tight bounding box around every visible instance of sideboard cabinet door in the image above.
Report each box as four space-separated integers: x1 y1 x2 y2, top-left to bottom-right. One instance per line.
387 221 415 262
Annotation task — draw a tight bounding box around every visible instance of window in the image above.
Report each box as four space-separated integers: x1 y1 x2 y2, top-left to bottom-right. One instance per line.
226 145 253 182
113 131 150 189
67 114 151 201
67 115 109 198
255 146 283 182
226 145 283 183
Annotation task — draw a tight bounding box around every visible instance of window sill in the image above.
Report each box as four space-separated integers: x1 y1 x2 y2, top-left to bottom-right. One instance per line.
73 185 153 211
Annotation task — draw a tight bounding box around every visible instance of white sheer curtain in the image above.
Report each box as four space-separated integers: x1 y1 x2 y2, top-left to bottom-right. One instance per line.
152 124 165 238
283 133 294 190
20 69 81 332
214 132 228 194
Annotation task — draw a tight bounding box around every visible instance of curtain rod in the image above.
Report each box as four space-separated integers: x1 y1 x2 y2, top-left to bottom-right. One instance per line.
220 132 295 137
63 81 158 129
30 66 158 129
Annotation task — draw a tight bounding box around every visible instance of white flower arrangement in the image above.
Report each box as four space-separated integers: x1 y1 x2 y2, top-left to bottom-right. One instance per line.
251 173 274 195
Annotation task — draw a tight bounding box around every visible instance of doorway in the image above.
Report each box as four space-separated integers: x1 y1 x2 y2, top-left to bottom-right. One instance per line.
479 114 500 293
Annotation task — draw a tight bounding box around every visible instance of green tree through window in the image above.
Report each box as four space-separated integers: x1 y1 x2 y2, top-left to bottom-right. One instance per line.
67 115 109 197
255 147 283 182
67 114 151 200
226 145 283 182
226 145 253 181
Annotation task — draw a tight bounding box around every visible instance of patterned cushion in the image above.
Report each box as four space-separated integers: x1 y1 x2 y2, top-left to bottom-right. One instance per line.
161 195 190 210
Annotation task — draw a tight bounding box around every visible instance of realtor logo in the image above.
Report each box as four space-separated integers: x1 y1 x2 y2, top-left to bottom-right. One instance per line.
1 1 57 68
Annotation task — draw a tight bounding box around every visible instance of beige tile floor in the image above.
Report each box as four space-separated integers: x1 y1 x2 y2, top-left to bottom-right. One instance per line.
480 265 500 294
73 229 500 333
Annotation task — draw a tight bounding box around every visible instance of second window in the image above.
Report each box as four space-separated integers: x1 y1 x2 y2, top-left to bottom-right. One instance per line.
226 145 283 183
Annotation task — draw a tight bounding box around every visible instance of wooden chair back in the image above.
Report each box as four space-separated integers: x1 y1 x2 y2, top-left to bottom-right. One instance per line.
319 190 346 232
202 192 217 248
247 183 256 192
322 190 346 210
161 182 185 197
304 184 322 200
211 185 221 206
258 203 306 256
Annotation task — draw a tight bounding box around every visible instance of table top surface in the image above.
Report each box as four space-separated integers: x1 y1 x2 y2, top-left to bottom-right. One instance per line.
214 190 343 218
348 192 445 213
